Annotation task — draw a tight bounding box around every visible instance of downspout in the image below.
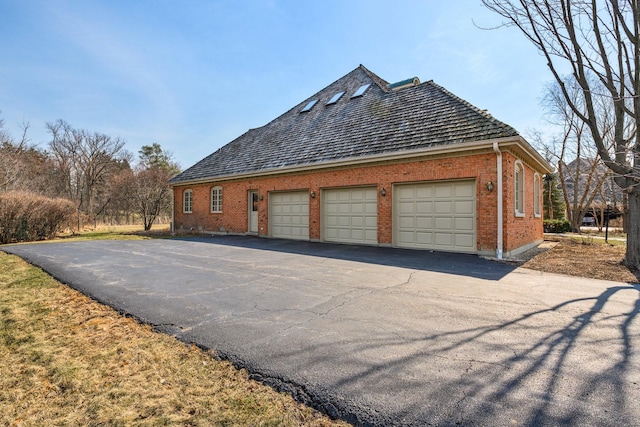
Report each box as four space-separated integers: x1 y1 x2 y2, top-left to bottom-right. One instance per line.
170 188 175 235
493 142 503 259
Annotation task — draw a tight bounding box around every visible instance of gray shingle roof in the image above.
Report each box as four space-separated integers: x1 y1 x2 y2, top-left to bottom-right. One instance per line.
170 65 519 184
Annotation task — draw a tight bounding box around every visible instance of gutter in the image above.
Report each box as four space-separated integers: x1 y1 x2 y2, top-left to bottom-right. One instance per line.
493 142 503 259
170 136 549 188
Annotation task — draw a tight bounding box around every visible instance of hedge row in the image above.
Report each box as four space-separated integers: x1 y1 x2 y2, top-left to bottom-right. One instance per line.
543 219 572 233
0 192 76 244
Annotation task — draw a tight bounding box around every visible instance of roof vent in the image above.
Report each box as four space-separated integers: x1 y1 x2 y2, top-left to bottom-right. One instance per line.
388 77 420 91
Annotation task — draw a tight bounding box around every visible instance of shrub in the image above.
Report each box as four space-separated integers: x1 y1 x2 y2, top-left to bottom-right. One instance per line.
543 219 572 233
0 192 76 244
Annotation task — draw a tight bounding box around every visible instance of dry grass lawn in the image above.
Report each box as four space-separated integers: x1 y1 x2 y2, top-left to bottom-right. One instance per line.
522 237 639 283
0 252 349 427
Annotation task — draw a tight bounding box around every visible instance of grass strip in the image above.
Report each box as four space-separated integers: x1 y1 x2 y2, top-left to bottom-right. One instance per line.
0 252 349 426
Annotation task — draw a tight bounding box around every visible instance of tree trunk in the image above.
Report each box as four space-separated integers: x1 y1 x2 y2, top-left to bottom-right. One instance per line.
626 190 640 271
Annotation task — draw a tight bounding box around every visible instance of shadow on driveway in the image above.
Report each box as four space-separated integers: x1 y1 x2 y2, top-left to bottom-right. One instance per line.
174 235 516 281
264 283 640 426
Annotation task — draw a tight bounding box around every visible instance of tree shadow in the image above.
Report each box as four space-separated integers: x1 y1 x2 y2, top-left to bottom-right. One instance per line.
173 235 516 281
264 284 640 426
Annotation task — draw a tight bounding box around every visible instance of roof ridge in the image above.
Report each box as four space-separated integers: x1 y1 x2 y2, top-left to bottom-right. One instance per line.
425 80 519 135
358 64 391 92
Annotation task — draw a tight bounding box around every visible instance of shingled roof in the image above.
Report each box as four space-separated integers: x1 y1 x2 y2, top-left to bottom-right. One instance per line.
170 65 519 184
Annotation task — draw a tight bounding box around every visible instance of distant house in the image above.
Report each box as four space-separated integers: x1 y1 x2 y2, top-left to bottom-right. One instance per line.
170 65 552 258
563 157 624 207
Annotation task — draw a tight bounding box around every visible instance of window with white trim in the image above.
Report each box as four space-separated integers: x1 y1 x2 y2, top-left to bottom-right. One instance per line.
515 161 524 216
533 173 541 217
211 186 222 213
183 189 193 213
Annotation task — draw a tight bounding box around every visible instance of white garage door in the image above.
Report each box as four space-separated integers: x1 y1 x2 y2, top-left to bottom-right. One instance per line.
323 187 377 244
394 180 476 252
270 191 309 240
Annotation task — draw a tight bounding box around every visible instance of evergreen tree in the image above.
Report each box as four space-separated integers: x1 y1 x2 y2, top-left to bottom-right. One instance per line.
543 173 565 220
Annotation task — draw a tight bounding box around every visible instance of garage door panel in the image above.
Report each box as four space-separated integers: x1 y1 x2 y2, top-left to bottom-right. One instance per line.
350 190 364 200
351 217 364 227
364 216 377 227
455 217 474 230
399 217 415 228
455 200 474 214
364 229 377 241
338 217 350 226
416 186 433 198
416 217 432 229
270 192 309 240
455 234 475 248
416 232 432 245
455 184 474 197
435 185 452 198
435 217 452 230
435 201 452 214
400 201 415 214
324 187 378 245
416 201 432 214
398 187 415 199
395 181 476 253
435 233 453 246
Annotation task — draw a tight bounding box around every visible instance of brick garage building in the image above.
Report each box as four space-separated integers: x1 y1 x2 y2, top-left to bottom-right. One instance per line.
170 65 551 258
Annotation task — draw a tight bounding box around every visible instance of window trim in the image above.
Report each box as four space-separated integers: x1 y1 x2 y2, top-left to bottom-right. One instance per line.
210 186 222 213
533 173 541 218
183 189 193 214
515 161 525 217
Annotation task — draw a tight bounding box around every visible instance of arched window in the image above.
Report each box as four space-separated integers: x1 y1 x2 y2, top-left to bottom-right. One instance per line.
183 189 193 213
533 173 541 217
515 161 524 216
211 186 222 213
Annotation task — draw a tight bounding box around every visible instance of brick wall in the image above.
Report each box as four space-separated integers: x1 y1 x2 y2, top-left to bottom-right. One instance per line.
173 150 543 254
501 152 544 253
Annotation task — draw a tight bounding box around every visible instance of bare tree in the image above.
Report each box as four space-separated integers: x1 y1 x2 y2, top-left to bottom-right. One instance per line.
110 144 178 231
0 116 55 194
133 144 178 231
483 0 640 270
132 166 174 231
47 120 126 230
539 79 613 230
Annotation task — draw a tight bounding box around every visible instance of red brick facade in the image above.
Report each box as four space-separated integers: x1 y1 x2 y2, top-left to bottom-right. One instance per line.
172 148 544 256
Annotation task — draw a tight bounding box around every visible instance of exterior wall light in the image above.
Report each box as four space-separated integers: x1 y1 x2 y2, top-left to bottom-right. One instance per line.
380 187 386 197
310 191 316 198
486 181 494 192
259 195 263 201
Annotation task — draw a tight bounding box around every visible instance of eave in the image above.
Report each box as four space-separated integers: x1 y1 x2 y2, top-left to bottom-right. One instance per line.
169 136 552 188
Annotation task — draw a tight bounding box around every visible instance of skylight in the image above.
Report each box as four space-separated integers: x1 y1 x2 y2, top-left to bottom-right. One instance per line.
301 99 318 112
326 91 345 105
351 83 371 98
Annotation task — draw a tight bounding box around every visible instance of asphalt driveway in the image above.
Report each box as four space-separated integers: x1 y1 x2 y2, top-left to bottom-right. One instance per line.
3 236 639 426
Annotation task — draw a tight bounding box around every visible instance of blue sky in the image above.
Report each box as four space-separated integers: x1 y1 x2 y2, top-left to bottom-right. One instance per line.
0 1 556 169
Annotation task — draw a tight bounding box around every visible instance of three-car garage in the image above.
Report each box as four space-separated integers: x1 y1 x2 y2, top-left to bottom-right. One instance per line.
268 180 476 253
